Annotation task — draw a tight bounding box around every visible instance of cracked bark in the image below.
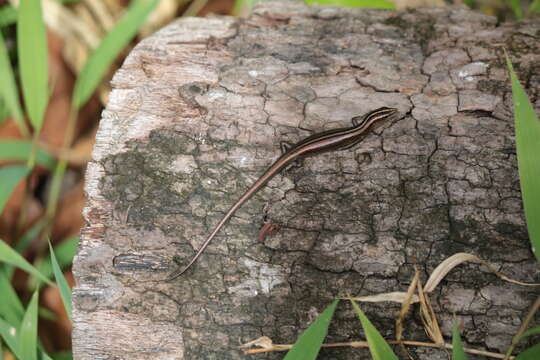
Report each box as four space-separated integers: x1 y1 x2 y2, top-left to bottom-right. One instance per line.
73 2 540 359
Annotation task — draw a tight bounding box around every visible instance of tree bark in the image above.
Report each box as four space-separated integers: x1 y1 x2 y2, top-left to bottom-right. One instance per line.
73 1 540 359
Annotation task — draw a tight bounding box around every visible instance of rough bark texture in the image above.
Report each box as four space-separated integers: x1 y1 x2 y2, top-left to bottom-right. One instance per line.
73 1 540 359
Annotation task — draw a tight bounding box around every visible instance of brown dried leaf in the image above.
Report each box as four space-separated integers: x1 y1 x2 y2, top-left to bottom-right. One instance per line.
423 253 540 293
239 336 274 349
417 280 444 345
347 292 420 304
396 269 420 343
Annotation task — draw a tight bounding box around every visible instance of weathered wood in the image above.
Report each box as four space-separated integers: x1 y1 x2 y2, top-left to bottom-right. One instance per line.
73 1 540 359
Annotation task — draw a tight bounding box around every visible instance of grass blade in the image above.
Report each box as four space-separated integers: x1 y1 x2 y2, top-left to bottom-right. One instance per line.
304 0 395 9
530 0 540 13
0 98 9 124
0 239 53 286
17 0 48 132
349 298 398 360
0 269 24 325
14 218 48 254
72 0 159 109
0 4 18 27
50 350 73 360
0 164 30 214
509 0 523 19
284 299 339 360
0 31 28 135
505 53 540 264
48 241 72 320
516 344 540 360
19 290 39 360
517 326 540 341
0 140 55 169
0 317 22 359
34 236 79 279
452 320 468 360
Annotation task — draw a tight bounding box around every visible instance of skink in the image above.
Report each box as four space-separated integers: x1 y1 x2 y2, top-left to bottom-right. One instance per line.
167 106 398 280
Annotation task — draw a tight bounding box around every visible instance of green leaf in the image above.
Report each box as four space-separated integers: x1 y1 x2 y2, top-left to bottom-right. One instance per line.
0 164 30 214
517 326 540 342
48 241 72 320
0 140 56 169
17 0 48 132
452 320 468 360
3 219 48 281
516 343 540 360
304 0 395 9
0 239 53 286
0 31 27 134
350 298 398 360
284 299 339 360
41 351 55 360
0 98 9 124
505 53 540 264
38 307 56 323
34 236 79 280
19 290 39 360
530 0 540 13
0 271 24 326
72 0 159 109
0 317 22 359
50 351 73 360
0 4 17 27
509 0 523 19
15 218 48 254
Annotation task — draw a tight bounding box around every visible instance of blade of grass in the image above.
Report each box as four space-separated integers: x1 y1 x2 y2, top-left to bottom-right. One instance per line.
42 351 55 360
0 164 30 214
0 317 22 360
516 344 540 360
505 52 540 264
0 4 18 27
0 98 8 124
48 241 72 320
72 0 159 109
283 299 339 360
38 307 56 322
505 296 540 358
14 218 48 254
509 0 523 19
17 0 48 133
0 140 56 169
530 0 540 13
50 350 73 360
4 218 48 281
304 0 395 9
349 298 398 360
0 31 28 135
0 239 53 286
33 236 78 282
183 0 209 17
232 0 251 16
0 270 24 325
452 320 468 360
19 290 39 360
517 326 540 341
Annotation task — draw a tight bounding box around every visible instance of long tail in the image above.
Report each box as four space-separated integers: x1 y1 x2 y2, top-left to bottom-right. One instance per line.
166 161 288 281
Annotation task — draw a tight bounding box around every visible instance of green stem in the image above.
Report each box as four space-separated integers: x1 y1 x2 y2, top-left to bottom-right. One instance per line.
45 107 77 227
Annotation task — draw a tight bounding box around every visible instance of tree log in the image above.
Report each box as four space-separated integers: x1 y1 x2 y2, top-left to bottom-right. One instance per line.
73 1 540 359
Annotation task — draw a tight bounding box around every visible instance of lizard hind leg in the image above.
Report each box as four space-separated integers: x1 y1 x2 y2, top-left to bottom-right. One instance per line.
280 141 303 169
